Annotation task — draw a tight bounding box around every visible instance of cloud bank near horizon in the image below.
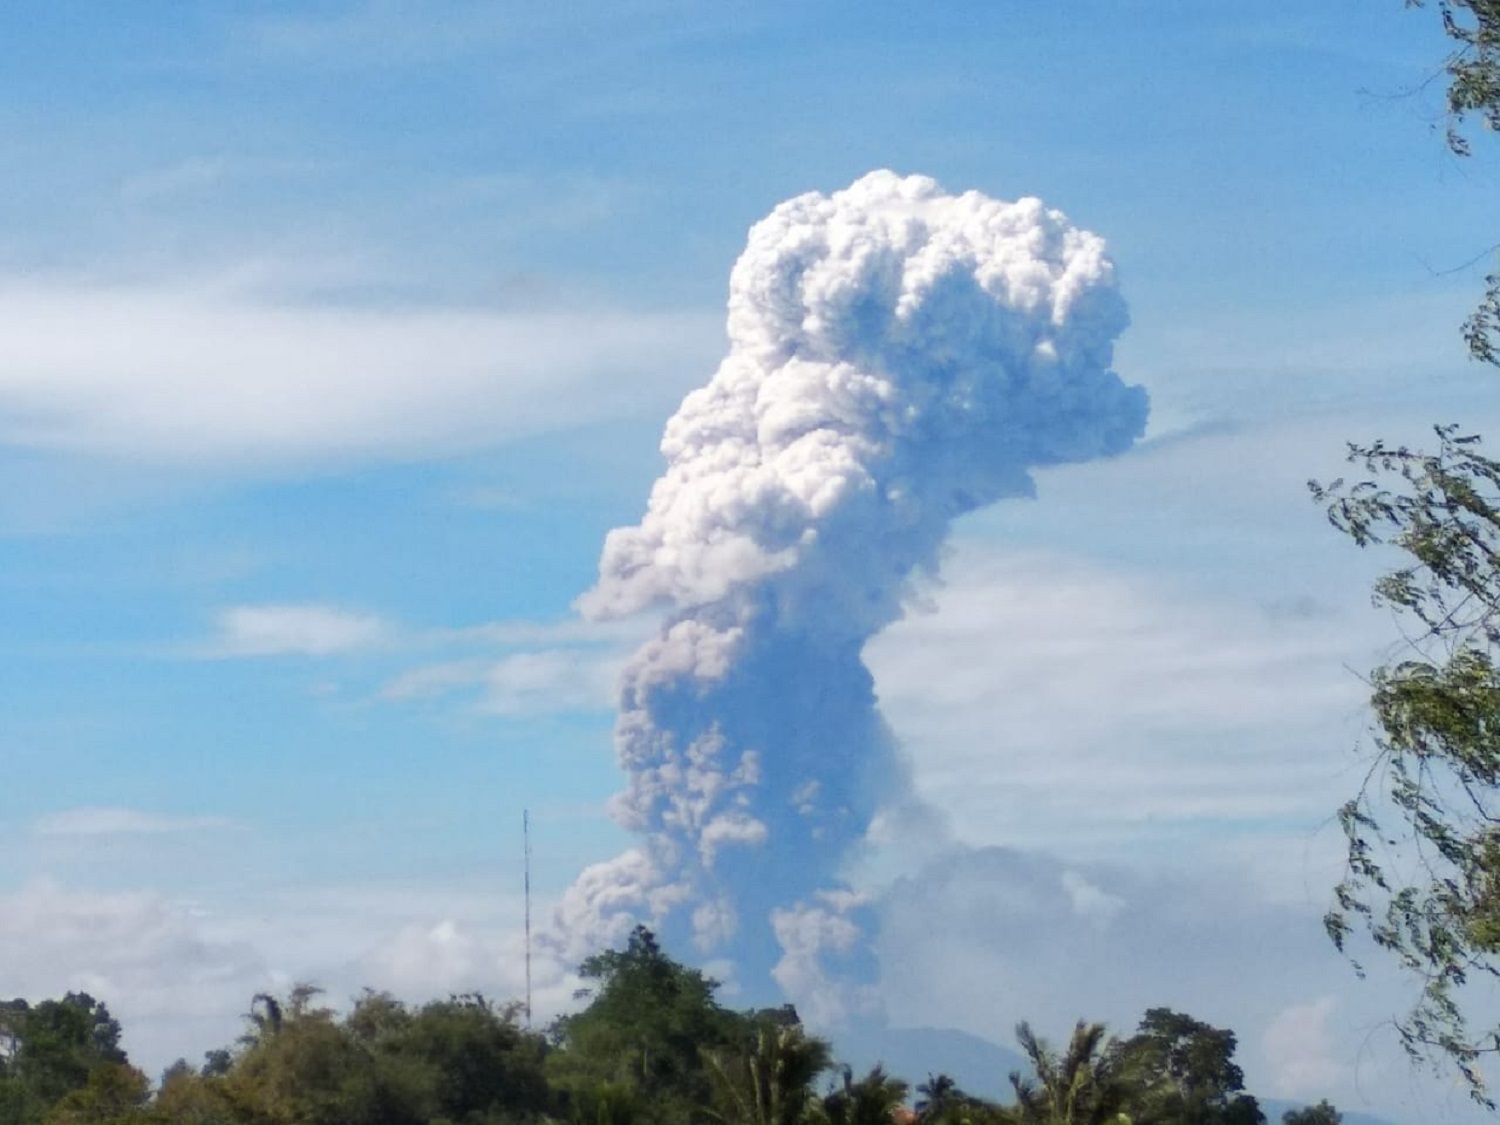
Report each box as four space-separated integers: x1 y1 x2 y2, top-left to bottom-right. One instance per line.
553 169 1149 1021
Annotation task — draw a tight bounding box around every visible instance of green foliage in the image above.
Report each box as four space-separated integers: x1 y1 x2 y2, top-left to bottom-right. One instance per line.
701 1020 832 1125
1406 1 1500 364
547 925 742 1121
152 1065 240 1125
1280 1102 1341 1125
212 985 553 1125
1104 1009 1263 1125
563 1082 640 1125
1313 429 1500 1104
1009 1022 1127 1125
820 1064 908 1125
0 995 132 1125
43 1064 150 1125
1408 1 1500 152
224 986 407 1125
912 1073 1005 1125
391 994 551 1122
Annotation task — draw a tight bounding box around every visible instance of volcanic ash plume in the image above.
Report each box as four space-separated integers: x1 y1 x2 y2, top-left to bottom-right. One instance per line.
558 170 1149 1018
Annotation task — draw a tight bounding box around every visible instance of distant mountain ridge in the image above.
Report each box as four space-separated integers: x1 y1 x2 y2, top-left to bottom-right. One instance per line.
832 1023 1026 1100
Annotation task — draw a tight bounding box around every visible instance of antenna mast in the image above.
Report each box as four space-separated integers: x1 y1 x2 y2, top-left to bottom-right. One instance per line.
523 809 532 1029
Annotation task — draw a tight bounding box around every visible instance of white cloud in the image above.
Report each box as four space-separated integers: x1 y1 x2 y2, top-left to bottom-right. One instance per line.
119 156 320 206
1060 869 1125 927
0 281 718 467
437 616 651 649
34 809 232 838
873 847 1458 1123
381 658 493 701
381 621 632 715
866 545 1377 860
1262 996 1344 1100
0 875 585 1080
210 603 394 657
0 880 269 1071
770 894 879 1028
199 607 641 709
485 649 622 716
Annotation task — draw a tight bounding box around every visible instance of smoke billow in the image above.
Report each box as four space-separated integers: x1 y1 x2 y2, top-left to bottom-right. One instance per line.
556 170 1148 1020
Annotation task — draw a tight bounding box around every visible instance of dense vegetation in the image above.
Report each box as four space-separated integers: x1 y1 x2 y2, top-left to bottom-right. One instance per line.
0 927 1340 1125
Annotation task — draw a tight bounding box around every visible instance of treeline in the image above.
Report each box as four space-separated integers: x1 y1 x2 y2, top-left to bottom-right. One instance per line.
0 926 1343 1125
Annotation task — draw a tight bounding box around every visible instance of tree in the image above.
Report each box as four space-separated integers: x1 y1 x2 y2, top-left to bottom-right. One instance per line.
387 993 551 1121
152 1064 242 1125
1104 1009 1262 1125
700 1021 832 1125
565 1081 641 1125
548 925 742 1121
205 985 557 1125
913 1074 964 1124
0 995 132 1125
911 1073 1002 1125
1314 429 1500 1103
1281 1101 1341 1125
1310 0 1500 1106
221 985 424 1125
42 1064 149 1125
821 1064 909 1125
1406 1 1500 364
1009 1022 1126 1125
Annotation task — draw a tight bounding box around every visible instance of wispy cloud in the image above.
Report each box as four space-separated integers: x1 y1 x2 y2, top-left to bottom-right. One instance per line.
381 659 493 701
484 649 621 716
435 616 649 648
383 617 640 714
119 156 323 206
193 601 637 719
210 604 394 657
34 808 233 838
0 281 717 468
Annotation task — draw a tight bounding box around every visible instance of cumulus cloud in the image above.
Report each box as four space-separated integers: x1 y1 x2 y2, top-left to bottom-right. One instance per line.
0 282 717 467
0 875 574 1080
558 170 1148 1014
209 603 394 657
357 920 520 999
0 880 268 1071
866 545 1374 858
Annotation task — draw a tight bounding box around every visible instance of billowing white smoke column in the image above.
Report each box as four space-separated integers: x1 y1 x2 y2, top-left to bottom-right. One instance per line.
560 170 1148 1019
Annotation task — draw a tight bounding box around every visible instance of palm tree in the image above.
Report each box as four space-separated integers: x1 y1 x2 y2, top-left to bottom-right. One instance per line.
1009 1021 1129 1125
915 1073 960 1122
823 1064 909 1125
702 1022 833 1125
916 1072 1003 1124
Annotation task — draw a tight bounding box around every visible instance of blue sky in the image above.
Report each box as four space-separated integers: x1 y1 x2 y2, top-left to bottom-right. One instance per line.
3 3 1500 1121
